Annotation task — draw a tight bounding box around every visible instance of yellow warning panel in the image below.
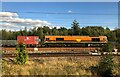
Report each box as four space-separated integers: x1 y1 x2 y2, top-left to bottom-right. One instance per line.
76 39 81 42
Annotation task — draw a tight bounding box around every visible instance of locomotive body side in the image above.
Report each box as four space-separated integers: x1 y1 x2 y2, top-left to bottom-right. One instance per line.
44 36 108 43
44 36 108 47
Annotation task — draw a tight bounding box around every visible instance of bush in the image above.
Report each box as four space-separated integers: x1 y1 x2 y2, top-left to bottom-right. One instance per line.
90 43 118 77
98 55 116 77
102 43 113 53
14 43 28 64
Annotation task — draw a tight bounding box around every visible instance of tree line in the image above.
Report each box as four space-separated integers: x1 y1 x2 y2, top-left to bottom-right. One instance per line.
1 20 120 43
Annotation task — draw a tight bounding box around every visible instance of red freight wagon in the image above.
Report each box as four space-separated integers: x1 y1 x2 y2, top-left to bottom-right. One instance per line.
17 36 39 45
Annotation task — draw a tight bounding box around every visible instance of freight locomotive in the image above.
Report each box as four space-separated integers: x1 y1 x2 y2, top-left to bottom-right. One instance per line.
1 35 108 47
44 36 108 47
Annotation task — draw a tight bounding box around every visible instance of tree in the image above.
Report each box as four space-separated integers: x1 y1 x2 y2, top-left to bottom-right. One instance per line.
113 29 120 43
32 27 38 36
15 43 28 64
52 27 59 35
97 55 115 77
22 27 28 36
68 29 73 35
81 26 105 36
37 27 44 41
108 32 117 42
104 27 110 35
71 20 81 35
58 27 68 35
2 29 9 40
42 26 50 35
91 43 117 77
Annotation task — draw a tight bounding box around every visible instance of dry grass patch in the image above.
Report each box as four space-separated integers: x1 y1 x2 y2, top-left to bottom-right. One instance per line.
2 57 120 75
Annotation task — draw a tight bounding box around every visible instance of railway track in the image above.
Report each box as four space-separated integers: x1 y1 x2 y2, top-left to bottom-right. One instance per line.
2 53 93 58
1 47 99 52
2 52 120 58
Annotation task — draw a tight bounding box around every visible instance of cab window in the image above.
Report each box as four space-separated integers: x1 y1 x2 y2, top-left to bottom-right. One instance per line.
46 38 49 41
92 38 100 42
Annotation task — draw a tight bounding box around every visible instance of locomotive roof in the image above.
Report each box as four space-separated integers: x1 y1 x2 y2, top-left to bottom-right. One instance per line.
45 36 107 37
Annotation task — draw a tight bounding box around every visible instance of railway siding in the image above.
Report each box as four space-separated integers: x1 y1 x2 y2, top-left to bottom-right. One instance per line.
3 52 120 58
2 47 98 52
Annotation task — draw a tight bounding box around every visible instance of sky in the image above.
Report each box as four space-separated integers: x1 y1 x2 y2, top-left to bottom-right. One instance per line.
1 0 120 2
0 2 119 31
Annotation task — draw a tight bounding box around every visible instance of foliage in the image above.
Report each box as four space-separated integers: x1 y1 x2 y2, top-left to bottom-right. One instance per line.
97 55 116 77
81 26 105 36
116 44 120 52
1 20 120 44
71 20 81 35
101 43 114 53
15 43 28 64
113 29 120 43
90 43 117 77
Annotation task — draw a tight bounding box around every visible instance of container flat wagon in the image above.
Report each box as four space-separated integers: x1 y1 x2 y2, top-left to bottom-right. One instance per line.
17 36 39 47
